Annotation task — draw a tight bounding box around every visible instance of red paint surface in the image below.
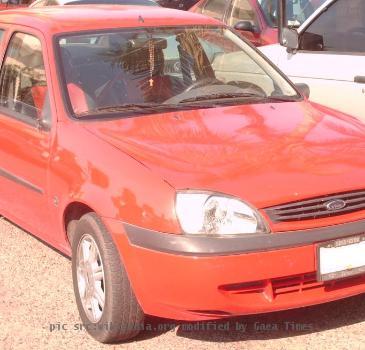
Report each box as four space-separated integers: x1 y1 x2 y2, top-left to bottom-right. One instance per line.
0 7 364 320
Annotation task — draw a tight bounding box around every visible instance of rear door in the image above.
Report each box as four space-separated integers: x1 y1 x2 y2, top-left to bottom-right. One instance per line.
0 30 53 239
275 0 365 119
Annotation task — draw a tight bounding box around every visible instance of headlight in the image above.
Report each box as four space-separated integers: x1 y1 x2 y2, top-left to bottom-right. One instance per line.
175 191 269 235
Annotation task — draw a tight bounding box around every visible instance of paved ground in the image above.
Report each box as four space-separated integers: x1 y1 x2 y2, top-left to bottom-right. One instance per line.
1 217 365 350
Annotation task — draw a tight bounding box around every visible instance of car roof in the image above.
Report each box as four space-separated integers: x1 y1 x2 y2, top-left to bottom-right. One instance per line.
0 5 221 34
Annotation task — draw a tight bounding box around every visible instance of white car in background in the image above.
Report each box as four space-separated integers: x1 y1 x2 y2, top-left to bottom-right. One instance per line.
260 0 365 120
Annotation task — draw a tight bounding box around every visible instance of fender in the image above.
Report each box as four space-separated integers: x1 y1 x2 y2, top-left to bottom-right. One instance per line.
48 121 181 254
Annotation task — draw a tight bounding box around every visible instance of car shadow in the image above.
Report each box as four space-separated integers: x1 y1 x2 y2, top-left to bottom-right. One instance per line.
4 216 363 344
133 293 365 342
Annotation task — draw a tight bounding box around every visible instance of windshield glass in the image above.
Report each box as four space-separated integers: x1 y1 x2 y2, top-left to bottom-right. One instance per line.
258 0 327 28
66 0 159 5
58 26 299 118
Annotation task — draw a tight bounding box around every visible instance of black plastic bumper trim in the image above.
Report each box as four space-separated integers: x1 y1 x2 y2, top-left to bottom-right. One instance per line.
124 220 365 256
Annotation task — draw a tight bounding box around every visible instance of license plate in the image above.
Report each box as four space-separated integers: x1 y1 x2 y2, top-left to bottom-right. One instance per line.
317 234 365 282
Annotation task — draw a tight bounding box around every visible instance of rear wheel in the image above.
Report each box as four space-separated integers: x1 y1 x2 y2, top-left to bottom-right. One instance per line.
71 212 144 343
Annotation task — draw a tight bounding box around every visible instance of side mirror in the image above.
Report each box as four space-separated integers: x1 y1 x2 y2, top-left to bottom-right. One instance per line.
295 83 310 99
38 94 52 132
234 21 259 34
278 0 301 53
281 27 299 51
37 117 51 132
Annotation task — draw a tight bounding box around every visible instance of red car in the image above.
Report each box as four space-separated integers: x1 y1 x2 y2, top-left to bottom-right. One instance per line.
1 5 365 344
190 0 326 46
0 0 30 10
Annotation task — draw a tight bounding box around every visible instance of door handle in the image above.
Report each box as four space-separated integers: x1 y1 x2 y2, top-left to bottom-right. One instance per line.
354 76 365 84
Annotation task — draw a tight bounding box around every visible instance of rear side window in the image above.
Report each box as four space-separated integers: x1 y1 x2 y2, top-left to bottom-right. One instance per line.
0 30 4 44
0 32 50 123
301 0 365 53
201 0 226 21
228 0 259 28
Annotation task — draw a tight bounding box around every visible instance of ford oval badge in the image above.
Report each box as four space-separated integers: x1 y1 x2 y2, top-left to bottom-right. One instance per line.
325 199 346 211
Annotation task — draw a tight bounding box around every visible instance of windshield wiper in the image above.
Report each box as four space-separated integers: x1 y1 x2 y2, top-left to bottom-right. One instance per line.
78 102 218 117
87 103 164 113
266 95 301 102
179 92 267 104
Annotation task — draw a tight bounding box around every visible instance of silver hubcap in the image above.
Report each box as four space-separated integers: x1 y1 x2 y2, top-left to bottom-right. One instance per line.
76 234 105 323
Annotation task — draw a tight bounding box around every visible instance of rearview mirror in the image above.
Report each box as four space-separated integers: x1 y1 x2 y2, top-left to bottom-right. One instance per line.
234 21 259 34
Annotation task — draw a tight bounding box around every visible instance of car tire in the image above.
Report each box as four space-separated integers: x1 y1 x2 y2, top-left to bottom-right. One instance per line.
71 212 144 343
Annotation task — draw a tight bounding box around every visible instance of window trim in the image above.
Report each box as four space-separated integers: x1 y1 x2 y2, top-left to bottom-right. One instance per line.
292 49 365 57
0 27 8 69
0 31 50 129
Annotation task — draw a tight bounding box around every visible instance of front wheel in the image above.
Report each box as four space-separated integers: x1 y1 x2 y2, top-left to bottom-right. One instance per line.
71 213 144 343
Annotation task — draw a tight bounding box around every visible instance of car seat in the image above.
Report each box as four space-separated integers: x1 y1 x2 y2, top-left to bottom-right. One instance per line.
61 47 96 115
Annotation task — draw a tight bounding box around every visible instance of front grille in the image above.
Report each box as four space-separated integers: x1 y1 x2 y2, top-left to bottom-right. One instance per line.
265 190 365 222
219 273 319 297
219 272 365 300
272 273 320 295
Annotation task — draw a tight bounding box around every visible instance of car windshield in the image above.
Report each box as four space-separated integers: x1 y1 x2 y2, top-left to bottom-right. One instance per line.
258 0 327 28
58 26 299 118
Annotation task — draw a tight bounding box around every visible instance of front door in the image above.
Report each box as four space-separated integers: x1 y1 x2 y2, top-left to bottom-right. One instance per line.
0 31 53 238
275 0 365 120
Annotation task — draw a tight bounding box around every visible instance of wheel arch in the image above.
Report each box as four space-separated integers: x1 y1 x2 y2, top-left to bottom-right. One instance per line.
63 201 95 245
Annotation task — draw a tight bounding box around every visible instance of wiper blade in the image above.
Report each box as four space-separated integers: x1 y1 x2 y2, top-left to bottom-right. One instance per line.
180 92 266 103
78 102 218 117
87 103 162 113
266 95 301 102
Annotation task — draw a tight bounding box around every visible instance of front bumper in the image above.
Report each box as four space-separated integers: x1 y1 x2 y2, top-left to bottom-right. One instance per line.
105 218 365 320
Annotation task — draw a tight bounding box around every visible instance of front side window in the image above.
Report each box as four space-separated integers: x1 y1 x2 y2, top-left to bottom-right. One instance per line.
228 0 259 28
58 26 299 119
0 33 49 123
258 0 326 28
300 0 365 53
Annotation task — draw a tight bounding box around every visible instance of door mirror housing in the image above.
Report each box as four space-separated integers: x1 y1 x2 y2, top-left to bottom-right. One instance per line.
37 117 51 132
281 27 299 51
37 94 52 131
234 21 259 34
295 83 310 99
278 0 301 53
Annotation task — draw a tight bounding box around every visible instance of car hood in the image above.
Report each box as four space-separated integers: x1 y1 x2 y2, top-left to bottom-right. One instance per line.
83 101 365 209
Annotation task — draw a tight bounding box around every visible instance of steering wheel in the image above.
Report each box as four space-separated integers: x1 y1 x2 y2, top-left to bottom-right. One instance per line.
184 77 223 92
